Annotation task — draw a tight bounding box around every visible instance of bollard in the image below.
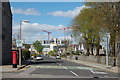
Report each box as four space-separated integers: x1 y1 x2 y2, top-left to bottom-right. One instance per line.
75 56 78 60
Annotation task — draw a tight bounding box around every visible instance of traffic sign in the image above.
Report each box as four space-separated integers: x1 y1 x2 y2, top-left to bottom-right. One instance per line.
16 40 23 48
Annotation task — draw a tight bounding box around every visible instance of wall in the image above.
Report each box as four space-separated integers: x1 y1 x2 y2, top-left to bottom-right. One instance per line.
0 1 2 65
1 2 12 65
67 55 118 66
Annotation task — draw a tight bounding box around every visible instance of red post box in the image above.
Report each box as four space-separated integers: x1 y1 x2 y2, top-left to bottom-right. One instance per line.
12 51 17 68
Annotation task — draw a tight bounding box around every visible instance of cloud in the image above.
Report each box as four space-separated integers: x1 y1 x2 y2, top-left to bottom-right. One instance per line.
11 7 41 16
47 5 86 18
12 23 66 43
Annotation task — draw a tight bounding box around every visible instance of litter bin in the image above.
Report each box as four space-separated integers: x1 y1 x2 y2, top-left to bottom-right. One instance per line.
75 56 78 60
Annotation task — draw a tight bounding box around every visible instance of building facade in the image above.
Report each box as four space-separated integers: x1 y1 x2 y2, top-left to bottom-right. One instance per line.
40 38 67 46
116 35 120 55
0 1 12 65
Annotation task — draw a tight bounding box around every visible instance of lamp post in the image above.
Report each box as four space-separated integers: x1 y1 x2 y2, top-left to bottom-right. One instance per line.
106 33 110 68
70 34 73 59
19 20 29 66
106 35 109 67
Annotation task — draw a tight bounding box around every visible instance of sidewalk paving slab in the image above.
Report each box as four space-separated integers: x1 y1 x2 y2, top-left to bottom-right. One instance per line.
0 65 27 73
0 59 31 73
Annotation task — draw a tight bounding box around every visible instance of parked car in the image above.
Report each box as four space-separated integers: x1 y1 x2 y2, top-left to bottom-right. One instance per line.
56 55 61 59
31 56 35 59
36 55 43 60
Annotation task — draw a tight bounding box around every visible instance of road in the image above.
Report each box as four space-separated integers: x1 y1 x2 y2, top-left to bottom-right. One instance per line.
2 56 118 80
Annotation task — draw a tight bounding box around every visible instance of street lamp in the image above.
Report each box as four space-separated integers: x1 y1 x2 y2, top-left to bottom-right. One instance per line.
106 33 111 68
19 20 29 66
19 20 29 40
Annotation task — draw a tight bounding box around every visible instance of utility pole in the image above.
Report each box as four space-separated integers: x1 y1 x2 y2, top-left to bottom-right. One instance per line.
42 30 52 44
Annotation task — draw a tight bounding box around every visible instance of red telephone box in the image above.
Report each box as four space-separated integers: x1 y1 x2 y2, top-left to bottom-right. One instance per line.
12 51 17 68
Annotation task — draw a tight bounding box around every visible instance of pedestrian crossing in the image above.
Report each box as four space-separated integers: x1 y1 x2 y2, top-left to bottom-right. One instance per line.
30 65 93 70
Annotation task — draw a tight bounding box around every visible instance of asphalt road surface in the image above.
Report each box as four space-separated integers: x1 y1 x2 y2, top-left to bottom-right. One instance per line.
2 56 119 80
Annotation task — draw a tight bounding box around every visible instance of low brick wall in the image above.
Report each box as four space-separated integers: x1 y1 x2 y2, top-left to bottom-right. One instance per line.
67 55 118 66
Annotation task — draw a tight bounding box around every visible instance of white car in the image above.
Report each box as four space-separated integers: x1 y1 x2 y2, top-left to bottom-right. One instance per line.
56 55 61 59
36 55 43 60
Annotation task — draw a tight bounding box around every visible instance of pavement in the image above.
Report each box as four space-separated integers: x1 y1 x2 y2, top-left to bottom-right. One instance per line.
0 60 31 73
0 65 25 73
60 57 119 73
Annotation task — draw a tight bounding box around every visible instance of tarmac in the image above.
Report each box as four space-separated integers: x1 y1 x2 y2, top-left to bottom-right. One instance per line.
0 57 119 74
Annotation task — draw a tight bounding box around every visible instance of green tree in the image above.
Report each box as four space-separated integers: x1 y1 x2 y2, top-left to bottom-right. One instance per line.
85 2 119 66
48 51 55 56
22 49 30 60
72 2 119 57
72 7 103 56
101 2 119 66
33 40 44 54
23 44 31 49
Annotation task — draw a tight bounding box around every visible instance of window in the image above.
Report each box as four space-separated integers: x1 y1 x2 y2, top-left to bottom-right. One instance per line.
2 34 5 40
117 43 120 49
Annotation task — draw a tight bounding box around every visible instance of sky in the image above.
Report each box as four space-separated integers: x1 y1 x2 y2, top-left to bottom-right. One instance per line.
11 2 86 44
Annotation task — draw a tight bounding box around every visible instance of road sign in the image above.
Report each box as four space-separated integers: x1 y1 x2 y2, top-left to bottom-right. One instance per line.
16 40 23 48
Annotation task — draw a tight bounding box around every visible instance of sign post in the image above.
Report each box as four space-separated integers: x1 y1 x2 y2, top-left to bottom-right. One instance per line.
16 40 23 65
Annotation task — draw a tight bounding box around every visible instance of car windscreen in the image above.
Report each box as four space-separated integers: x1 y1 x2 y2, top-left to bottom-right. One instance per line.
44 45 50 48
37 55 42 57
53 46 58 50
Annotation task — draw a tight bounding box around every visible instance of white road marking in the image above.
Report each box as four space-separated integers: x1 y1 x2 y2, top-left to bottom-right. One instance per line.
77 67 92 70
70 70 78 76
57 63 62 66
19 73 29 75
63 66 68 69
57 63 68 69
90 69 107 74
90 69 107 78
36 66 40 68
57 63 78 76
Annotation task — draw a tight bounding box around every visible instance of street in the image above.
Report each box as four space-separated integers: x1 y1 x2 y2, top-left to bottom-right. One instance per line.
2 56 118 80
1 1 119 80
